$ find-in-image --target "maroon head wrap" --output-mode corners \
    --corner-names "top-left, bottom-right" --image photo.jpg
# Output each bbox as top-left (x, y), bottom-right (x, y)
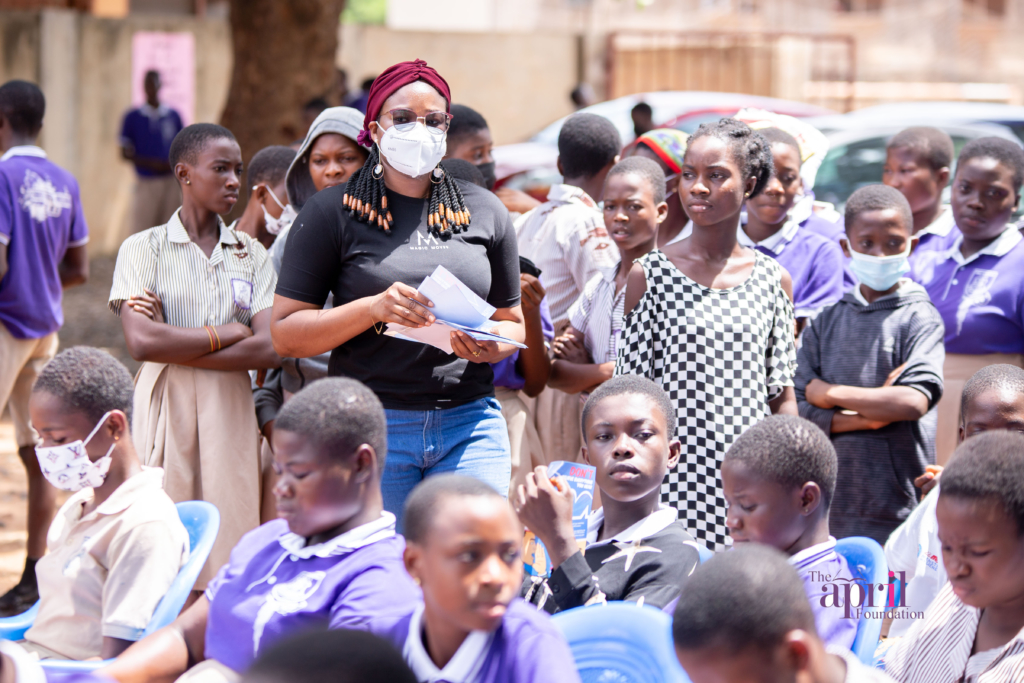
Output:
top-left (356, 59), bottom-right (452, 147)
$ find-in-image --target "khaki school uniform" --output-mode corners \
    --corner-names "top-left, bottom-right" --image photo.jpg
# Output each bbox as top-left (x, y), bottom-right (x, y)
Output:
top-left (109, 209), bottom-right (277, 588)
top-left (23, 468), bottom-right (188, 660)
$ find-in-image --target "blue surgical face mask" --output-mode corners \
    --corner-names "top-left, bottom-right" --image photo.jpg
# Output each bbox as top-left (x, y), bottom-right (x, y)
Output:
top-left (846, 241), bottom-right (911, 292)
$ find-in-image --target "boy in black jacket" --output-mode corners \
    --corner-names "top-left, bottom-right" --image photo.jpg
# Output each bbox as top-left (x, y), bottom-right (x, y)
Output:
top-left (516, 374), bottom-right (700, 612)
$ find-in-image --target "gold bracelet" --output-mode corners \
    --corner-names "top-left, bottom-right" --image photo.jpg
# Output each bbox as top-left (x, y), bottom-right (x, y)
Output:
top-left (203, 326), bottom-right (215, 353)
top-left (211, 326), bottom-right (222, 351)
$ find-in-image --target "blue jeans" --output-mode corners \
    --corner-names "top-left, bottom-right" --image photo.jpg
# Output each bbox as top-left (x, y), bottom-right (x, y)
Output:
top-left (382, 397), bottom-right (511, 531)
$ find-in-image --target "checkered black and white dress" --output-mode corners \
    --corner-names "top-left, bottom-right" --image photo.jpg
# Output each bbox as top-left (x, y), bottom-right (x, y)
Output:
top-left (616, 249), bottom-right (796, 551)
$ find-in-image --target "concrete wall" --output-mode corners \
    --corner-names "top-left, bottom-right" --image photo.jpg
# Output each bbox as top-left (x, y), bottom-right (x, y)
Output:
top-left (0, 9), bottom-right (231, 254)
top-left (338, 23), bottom-right (578, 146)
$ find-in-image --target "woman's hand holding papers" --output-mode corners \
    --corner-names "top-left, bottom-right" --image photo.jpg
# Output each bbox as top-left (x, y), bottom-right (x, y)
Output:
top-left (368, 282), bottom-right (435, 330)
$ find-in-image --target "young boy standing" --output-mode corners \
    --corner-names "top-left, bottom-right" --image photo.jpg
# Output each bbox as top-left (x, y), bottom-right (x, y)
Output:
top-left (722, 414), bottom-right (857, 650)
top-left (516, 375), bottom-right (700, 612)
top-left (548, 157), bottom-right (667, 395)
top-left (515, 113), bottom-right (621, 463)
top-left (0, 80), bottom-right (89, 614)
top-left (881, 127), bottom-right (957, 285)
top-left (795, 184), bottom-right (945, 544)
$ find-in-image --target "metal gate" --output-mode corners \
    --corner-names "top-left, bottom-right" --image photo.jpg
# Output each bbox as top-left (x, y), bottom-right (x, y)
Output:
top-left (606, 30), bottom-right (856, 112)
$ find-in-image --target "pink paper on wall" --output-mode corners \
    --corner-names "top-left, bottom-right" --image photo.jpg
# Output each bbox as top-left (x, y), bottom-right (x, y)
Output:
top-left (131, 31), bottom-right (195, 125)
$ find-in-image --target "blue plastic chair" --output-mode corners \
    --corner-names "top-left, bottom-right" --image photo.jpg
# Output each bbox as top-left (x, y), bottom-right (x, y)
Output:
top-left (553, 602), bottom-right (691, 683)
top-left (0, 501), bottom-right (220, 674)
top-left (834, 536), bottom-right (888, 666)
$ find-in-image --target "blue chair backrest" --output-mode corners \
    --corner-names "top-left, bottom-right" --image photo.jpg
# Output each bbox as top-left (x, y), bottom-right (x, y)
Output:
top-left (552, 602), bottom-right (691, 683)
top-left (27, 501), bottom-right (220, 675)
top-left (834, 536), bottom-right (888, 666)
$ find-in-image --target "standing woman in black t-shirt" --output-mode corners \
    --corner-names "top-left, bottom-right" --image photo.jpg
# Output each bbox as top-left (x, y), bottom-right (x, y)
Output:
top-left (271, 60), bottom-right (524, 527)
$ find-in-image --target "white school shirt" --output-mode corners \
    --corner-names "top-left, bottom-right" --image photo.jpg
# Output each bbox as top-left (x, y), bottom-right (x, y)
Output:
top-left (884, 485), bottom-right (945, 638)
top-left (404, 603), bottom-right (495, 683)
top-left (514, 185), bottom-right (619, 324)
top-left (567, 265), bottom-right (625, 365)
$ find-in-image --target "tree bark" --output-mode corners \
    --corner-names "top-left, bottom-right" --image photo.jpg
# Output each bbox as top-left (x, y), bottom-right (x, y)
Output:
top-left (221, 0), bottom-right (346, 162)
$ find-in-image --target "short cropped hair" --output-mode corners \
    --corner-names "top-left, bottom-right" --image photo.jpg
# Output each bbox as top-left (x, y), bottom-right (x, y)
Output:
top-left (606, 156), bottom-right (666, 204)
top-left (168, 123), bottom-right (236, 169)
top-left (942, 430), bottom-right (1024, 535)
top-left (440, 158), bottom-right (487, 188)
top-left (32, 347), bottom-right (134, 424)
top-left (632, 102), bottom-right (653, 118)
top-left (687, 118), bottom-right (773, 198)
top-left (403, 474), bottom-right (504, 545)
top-left (581, 374), bottom-right (677, 441)
top-left (961, 364), bottom-right (1024, 425)
top-left (447, 104), bottom-right (489, 145)
top-left (0, 80), bottom-right (45, 137)
top-left (244, 628), bottom-right (416, 683)
top-left (673, 544), bottom-right (815, 652)
top-left (558, 113), bottom-right (622, 179)
top-left (888, 127), bottom-right (955, 172)
top-left (844, 183), bottom-right (913, 233)
top-left (957, 136), bottom-right (1024, 198)
top-left (275, 378), bottom-right (387, 467)
top-left (724, 415), bottom-right (838, 509)
top-left (759, 127), bottom-right (802, 160)
top-left (247, 145), bottom-right (296, 189)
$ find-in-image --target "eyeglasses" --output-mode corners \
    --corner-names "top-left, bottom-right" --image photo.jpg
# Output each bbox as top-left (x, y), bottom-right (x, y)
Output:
top-left (378, 108), bottom-right (452, 134)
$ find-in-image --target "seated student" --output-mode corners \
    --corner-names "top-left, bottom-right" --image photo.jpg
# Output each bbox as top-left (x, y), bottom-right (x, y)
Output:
top-left (796, 184), bottom-right (945, 544)
top-left (721, 414), bottom-right (857, 650)
top-left (881, 127), bottom-right (957, 285)
top-left (885, 431), bottom-right (1024, 682)
top-left (919, 137), bottom-right (1024, 465)
top-left (383, 475), bottom-right (581, 683)
top-left (549, 157), bottom-right (667, 396)
top-left (233, 145), bottom-right (297, 252)
top-left (741, 127), bottom-right (846, 329)
top-left (517, 374), bottom-right (700, 612)
top-left (98, 378), bottom-right (419, 681)
top-left (20, 347), bottom-right (188, 662)
top-left (242, 629), bottom-right (416, 683)
top-left (884, 363), bottom-right (1024, 639)
top-left (673, 545), bottom-right (896, 683)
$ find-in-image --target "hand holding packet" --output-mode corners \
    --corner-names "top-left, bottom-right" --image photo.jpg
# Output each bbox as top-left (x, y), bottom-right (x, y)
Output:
top-left (384, 265), bottom-right (527, 354)
top-left (523, 461), bottom-right (597, 577)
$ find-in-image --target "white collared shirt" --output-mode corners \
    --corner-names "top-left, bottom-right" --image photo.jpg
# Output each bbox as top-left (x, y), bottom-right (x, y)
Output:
top-left (585, 505), bottom-right (679, 547)
top-left (917, 206), bottom-right (956, 238)
top-left (277, 511), bottom-right (396, 559)
top-left (0, 145), bottom-right (47, 162)
top-left (568, 264), bottom-right (625, 365)
top-left (404, 603), bottom-right (495, 683)
top-left (788, 536), bottom-right (839, 571)
top-left (947, 225), bottom-right (1023, 266)
top-left (737, 217), bottom-right (802, 255)
top-left (108, 208), bottom-right (277, 328)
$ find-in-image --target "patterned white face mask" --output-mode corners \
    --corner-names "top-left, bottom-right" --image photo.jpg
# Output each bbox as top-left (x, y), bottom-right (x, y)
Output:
top-left (257, 186), bottom-right (297, 236)
top-left (34, 411), bottom-right (115, 492)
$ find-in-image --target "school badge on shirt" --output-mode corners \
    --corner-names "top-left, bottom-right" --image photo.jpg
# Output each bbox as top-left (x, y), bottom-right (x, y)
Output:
top-left (18, 169), bottom-right (72, 222)
top-left (232, 278), bottom-right (254, 310)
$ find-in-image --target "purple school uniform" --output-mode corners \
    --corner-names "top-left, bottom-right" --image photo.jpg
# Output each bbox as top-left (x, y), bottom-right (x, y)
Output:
top-left (491, 290), bottom-right (554, 390)
top-left (383, 599), bottom-right (582, 683)
top-left (908, 208), bottom-right (961, 285)
top-left (791, 538), bottom-right (858, 651)
top-left (739, 219), bottom-right (846, 319)
top-left (923, 228), bottom-right (1024, 355)
top-left (203, 514), bottom-right (419, 674)
top-left (800, 212), bottom-right (856, 291)
top-left (0, 147), bottom-right (88, 339)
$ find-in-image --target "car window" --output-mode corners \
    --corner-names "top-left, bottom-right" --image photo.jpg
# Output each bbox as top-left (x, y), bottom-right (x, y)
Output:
top-left (815, 134), bottom-right (972, 211)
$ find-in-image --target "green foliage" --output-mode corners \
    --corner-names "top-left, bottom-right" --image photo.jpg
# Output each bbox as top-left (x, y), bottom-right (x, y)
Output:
top-left (342, 0), bottom-right (387, 24)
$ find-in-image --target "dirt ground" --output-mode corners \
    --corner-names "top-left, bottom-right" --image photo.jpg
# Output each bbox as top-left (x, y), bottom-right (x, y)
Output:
top-left (0, 255), bottom-right (127, 594)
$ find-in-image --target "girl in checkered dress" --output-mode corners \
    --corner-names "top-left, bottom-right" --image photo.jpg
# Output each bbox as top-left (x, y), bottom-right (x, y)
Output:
top-left (616, 119), bottom-right (797, 551)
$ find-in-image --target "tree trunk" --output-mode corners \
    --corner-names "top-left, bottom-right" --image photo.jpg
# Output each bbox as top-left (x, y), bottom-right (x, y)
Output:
top-left (221, 0), bottom-right (346, 163)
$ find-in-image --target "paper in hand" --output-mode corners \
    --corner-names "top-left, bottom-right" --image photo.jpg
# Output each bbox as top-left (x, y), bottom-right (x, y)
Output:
top-left (385, 265), bottom-right (527, 353)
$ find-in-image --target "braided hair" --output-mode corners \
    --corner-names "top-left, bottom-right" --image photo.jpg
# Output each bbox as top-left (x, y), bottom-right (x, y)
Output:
top-left (342, 146), bottom-right (471, 239)
top-left (687, 118), bottom-right (774, 198)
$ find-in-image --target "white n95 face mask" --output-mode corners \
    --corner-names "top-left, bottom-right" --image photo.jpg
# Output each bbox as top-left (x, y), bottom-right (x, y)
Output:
top-left (258, 186), bottom-right (298, 236)
top-left (378, 122), bottom-right (447, 178)
top-left (35, 411), bottom-right (115, 492)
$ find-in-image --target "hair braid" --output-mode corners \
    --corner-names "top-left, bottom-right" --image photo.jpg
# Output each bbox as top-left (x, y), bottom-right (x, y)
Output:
top-left (342, 145), bottom-right (471, 239)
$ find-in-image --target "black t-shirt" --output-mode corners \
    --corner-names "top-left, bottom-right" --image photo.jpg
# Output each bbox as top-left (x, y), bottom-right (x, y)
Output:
top-left (276, 180), bottom-right (520, 410)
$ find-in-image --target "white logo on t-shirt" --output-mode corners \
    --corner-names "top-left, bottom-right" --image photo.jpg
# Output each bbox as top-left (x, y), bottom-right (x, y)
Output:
top-left (411, 230), bottom-right (449, 251)
top-left (251, 570), bottom-right (326, 655)
top-left (956, 269), bottom-right (999, 335)
top-left (18, 169), bottom-right (72, 222)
